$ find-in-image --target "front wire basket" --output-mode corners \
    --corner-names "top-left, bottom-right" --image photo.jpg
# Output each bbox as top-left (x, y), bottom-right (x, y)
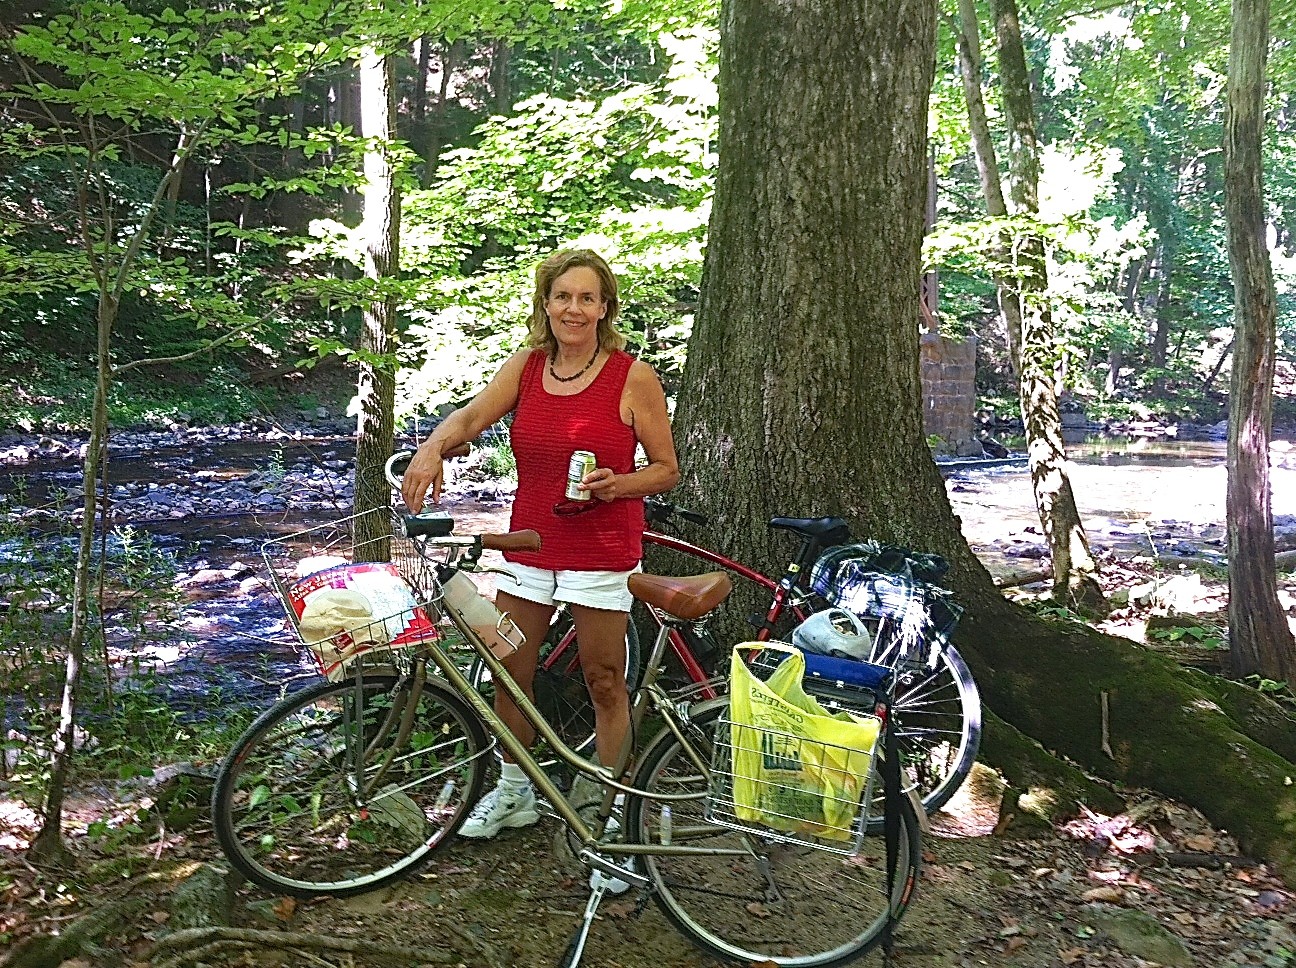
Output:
top-left (259, 507), bottom-right (459, 679)
top-left (704, 713), bottom-right (881, 856)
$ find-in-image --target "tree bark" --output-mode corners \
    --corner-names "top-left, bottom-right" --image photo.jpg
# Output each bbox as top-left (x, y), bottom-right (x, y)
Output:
top-left (675, 0), bottom-right (1296, 880)
top-left (351, 38), bottom-right (399, 560)
top-left (991, 0), bottom-right (1105, 614)
top-left (1224, 0), bottom-right (1296, 687)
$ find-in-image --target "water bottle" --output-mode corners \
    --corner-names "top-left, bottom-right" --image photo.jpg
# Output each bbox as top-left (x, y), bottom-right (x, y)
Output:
top-left (660, 805), bottom-right (673, 846)
top-left (440, 570), bottom-right (523, 658)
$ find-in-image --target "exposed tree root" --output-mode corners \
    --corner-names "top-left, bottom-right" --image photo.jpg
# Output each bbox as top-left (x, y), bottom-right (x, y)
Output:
top-left (149, 925), bottom-right (503, 968)
top-left (1, 896), bottom-right (148, 968)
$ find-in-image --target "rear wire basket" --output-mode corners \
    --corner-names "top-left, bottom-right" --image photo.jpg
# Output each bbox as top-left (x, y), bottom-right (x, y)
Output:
top-left (705, 714), bottom-right (880, 855)
top-left (705, 650), bottom-right (888, 856)
top-left (259, 507), bottom-right (459, 679)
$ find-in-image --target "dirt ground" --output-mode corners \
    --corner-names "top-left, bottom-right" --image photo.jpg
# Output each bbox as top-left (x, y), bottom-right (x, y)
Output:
top-left (3, 457), bottom-right (1296, 967)
top-left (3, 770), bottom-right (1292, 968)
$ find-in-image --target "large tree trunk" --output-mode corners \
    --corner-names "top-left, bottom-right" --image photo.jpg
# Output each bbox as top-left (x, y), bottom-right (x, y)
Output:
top-left (675, 0), bottom-right (1296, 880)
top-left (1224, 0), bottom-right (1296, 687)
top-left (351, 41), bottom-right (399, 559)
top-left (991, 0), bottom-right (1105, 614)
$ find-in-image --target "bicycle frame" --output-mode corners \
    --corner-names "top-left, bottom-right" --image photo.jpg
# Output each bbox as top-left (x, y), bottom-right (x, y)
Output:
top-left (538, 527), bottom-right (815, 701)
top-left (421, 561), bottom-right (745, 864)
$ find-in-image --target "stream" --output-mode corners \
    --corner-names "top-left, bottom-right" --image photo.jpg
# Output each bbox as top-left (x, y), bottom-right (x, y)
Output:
top-left (4, 423), bottom-right (1296, 731)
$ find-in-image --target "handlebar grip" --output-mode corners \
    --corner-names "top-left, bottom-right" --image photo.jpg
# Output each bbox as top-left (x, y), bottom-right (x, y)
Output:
top-left (400, 513), bottom-right (455, 538)
top-left (482, 529), bottom-right (542, 553)
top-left (645, 497), bottom-right (710, 527)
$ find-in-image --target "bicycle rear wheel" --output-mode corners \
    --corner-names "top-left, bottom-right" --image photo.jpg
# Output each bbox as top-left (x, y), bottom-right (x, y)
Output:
top-left (212, 672), bottom-right (488, 898)
top-left (887, 644), bottom-right (981, 815)
top-left (626, 702), bottom-right (920, 967)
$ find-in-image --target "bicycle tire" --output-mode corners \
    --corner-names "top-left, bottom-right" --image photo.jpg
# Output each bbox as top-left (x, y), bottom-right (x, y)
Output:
top-left (212, 673), bottom-right (488, 898)
top-left (884, 643), bottom-right (981, 816)
top-left (467, 609), bottom-right (640, 760)
top-left (625, 701), bottom-right (921, 967)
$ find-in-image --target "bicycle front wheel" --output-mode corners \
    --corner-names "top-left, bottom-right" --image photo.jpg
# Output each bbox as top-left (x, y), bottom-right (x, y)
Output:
top-left (213, 673), bottom-right (488, 898)
top-left (626, 702), bottom-right (920, 967)
top-left (888, 644), bottom-right (981, 815)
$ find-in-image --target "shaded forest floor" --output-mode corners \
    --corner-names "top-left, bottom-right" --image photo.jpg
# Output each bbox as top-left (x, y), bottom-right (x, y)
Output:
top-left (2, 758), bottom-right (1293, 968)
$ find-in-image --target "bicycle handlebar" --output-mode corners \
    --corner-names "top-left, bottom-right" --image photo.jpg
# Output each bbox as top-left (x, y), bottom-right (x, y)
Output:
top-left (384, 444), bottom-right (472, 489)
top-left (398, 513), bottom-right (541, 553)
top-left (645, 497), bottom-right (709, 527)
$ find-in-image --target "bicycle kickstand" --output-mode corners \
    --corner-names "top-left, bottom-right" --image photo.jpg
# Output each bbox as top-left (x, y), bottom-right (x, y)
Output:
top-left (557, 853), bottom-right (648, 968)
top-left (556, 876), bottom-right (610, 968)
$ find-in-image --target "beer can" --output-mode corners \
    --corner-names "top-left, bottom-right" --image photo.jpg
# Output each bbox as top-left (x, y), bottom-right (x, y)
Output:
top-left (566, 450), bottom-right (596, 501)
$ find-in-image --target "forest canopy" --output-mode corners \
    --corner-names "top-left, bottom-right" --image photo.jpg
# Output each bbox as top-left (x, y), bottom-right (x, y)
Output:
top-left (0, 0), bottom-right (1292, 430)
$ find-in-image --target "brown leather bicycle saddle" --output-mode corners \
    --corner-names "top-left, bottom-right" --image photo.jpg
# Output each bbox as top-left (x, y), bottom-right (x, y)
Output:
top-left (628, 572), bottom-right (732, 621)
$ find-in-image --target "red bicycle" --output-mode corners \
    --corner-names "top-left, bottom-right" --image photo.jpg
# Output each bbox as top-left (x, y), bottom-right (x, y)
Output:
top-left (468, 495), bottom-right (982, 817)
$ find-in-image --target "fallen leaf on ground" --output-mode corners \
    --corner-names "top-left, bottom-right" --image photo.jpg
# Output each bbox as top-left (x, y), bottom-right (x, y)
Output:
top-left (272, 896), bottom-right (297, 920)
top-left (601, 900), bottom-right (637, 919)
top-left (1081, 886), bottom-right (1123, 903)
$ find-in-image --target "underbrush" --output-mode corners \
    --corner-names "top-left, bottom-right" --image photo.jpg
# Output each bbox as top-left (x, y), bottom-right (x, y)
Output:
top-left (0, 521), bottom-right (254, 819)
top-left (0, 357), bottom-right (271, 433)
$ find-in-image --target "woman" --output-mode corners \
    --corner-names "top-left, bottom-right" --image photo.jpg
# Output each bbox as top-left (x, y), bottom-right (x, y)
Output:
top-left (401, 248), bottom-right (679, 843)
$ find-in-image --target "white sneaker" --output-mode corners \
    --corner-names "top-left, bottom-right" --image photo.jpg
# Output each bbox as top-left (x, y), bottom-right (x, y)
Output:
top-left (459, 782), bottom-right (540, 839)
top-left (588, 814), bottom-right (635, 895)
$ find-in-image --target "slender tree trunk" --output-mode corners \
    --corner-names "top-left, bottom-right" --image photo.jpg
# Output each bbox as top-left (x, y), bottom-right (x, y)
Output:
top-left (991, 0), bottom-right (1105, 614)
top-left (421, 40), bottom-right (459, 188)
top-left (339, 67), bottom-right (363, 227)
top-left (1150, 259), bottom-right (1173, 395)
top-left (952, 0), bottom-right (1022, 375)
top-left (1224, 0), bottom-right (1296, 687)
top-left (28, 294), bottom-right (112, 865)
top-left (29, 124), bottom-right (200, 861)
top-left (412, 35), bottom-right (432, 124)
top-left (351, 41), bottom-right (399, 559)
top-left (490, 39), bottom-right (511, 115)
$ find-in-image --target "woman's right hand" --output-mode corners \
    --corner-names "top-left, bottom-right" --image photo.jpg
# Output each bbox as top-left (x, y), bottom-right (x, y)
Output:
top-left (401, 444), bottom-right (444, 510)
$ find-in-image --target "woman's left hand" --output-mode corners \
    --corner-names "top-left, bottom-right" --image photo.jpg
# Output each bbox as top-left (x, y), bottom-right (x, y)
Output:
top-left (581, 467), bottom-right (621, 502)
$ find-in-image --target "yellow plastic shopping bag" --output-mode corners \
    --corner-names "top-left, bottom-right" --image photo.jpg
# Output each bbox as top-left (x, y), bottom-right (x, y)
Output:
top-left (728, 644), bottom-right (881, 841)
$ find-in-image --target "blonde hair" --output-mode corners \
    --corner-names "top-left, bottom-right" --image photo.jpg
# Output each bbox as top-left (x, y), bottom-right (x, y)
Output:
top-left (525, 249), bottom-right (625, 356)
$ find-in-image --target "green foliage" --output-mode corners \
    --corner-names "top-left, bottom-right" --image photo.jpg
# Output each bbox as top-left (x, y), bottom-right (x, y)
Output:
top-left (1243, 675), bottom-right (1296, 713)
top-left (1146, 623), bottom-right (1226, 649)
top-left (0, 359), bottom-right (265, 431)
top-left (478, 440), bottom-right (518, 480)
top-left (388, 28), bottom-right (715, 416)
top-left (1021, 599), bottom-right (1087, 624)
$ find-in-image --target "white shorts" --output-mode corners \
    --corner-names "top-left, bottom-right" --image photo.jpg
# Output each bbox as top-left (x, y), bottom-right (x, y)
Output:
top-left (496, 562), bottom-right (640, 612)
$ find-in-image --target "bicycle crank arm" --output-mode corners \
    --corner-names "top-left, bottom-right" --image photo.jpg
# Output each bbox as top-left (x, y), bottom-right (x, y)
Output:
top-left (578, 849), bottom-right (650, 890)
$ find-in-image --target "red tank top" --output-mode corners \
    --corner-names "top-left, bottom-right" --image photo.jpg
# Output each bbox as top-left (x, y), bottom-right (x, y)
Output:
top-left (505, 349), bottom-right (644, 571)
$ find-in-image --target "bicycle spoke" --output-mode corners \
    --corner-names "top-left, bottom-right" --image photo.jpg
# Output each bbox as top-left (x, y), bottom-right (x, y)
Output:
top-left (213, 676), bottom-right (487, 898)
top-left (627, 703), bottom-right (921, 967)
